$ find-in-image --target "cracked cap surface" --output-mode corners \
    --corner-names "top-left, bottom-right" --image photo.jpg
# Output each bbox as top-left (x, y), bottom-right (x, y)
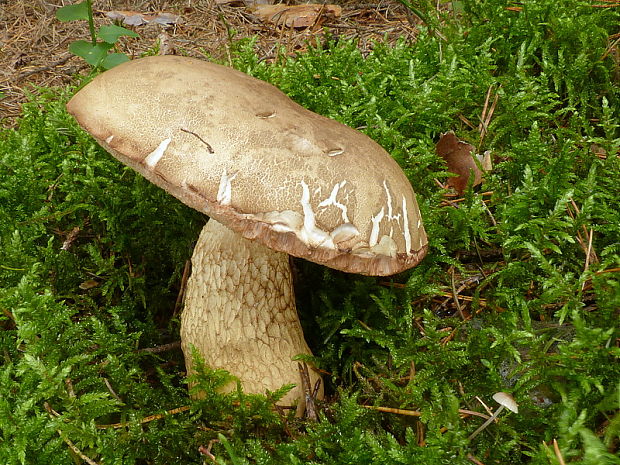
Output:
top-left (67, 55), bottom-right (427, 275)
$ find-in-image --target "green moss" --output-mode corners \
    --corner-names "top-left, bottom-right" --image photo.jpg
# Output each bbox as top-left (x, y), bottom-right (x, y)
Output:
top-left (1, 0), bottom-right (619, 462)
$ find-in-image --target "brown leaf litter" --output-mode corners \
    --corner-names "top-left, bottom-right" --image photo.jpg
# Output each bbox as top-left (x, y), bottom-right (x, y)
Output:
top-left (0, 0), bottom-right (423, 129)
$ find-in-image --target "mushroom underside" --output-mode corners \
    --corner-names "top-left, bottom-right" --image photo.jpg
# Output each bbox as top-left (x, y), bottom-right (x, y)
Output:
top-left (181, 219), bottom-right (323, 406)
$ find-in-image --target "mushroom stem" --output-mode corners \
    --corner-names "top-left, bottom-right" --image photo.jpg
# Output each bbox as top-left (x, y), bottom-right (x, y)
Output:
top-left (181, 219), bottom-right (323, 406)
top-left (468, 405), bottom-right (504, 440)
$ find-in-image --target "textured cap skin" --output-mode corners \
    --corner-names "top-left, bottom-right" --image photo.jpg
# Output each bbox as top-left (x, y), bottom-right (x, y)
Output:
top-left (67, 56), bottom-right (427, 275)
top-left (492, 392), bottom-right (519, 413)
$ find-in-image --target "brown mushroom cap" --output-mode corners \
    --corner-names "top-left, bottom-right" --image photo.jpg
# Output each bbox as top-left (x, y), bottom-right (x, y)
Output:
top-left (67, 56), bottom-right (427, 276)
top-left (492, 391), bottom-right (519, 413)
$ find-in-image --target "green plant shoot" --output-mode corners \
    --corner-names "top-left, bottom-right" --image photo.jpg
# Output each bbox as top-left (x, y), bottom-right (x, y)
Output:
top-left (56, 0), bottom-right (139, 69)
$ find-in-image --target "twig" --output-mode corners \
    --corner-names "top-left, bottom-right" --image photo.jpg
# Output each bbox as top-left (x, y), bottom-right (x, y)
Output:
top-left (342, 3), bottom-right (400, 11)
top-left (44, 402), bottom-right (61, 417)
top-left (582, 227), bottom-right (595, 291)
top-left (362, 404), bottom-right (491, 420)
top-left (137, 341), bottom-right (182, 354)
top-left (478, 86), bottom-right (493, 136)
top-left (567, 200), bottom-right (599, 270)
top-left (173, 260), bottom-right (191, 317)
top-left (65, 378), bottom-right (76, 398)
top-left (439, 191), bottom-right (494, 207)
top-left (553, 438), bottom-right (567, 465)
top-left (180, 128), bottom-right (214, 153)
top-left (16, 54), bottom-right (74, 80)
top-left (596, 267), bottom-right (620, 275)
top-left (312, 378), bottom-right (322, 400)
top-left (458, 113), bottom-right (476, 129)
top-left (459, 408), bottom-right (492, 420)
top-left (437, 273), bottom-right (486, 314)
top-left (475, 396), bottom-right (494, 417)
top-left (199, 439), bottom-right (220, 463)
top-left (601, 35), bottom-right (620, 61)
top-left (440, 326), bottom-right (459, 345)
top-left (103, 378), bottom-right (122, 402)
top-left (450, 266), bottom-right (465, 320)
top-left (438, 293), bottom-right (487, 305)
top-left (362, 405), bottom-right (421, 416)
top-left (416, 420), bottom-right (426, 446)
top-left (467, 453), bottom-right (486, 465)
top-left (271, 401), bottom-right (297, 439)
top-left (298, 362), bottom-right (318, 421)
top-left (214, 3), bottom-right (235, 67)
top-left (478, 85), bottom-right (500, 147)
top-left (44, 402), bottom-right (100, 465)
top-left (61, 226), bottom-right (80, 251)
top-left (322, 22), bottom-right (392, 33)
top-left (485, 91), bottom-right (499, 128)
top-left (96, 405), bottom-right (191, 429)
top-left (60, 435), bottom-right (100, 465)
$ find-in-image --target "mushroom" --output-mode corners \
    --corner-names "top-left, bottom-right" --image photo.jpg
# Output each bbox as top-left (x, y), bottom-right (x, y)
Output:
top-left (66, 56), bottom-right (428, 407)
top-left (468, 392), bottom-right (519, 440)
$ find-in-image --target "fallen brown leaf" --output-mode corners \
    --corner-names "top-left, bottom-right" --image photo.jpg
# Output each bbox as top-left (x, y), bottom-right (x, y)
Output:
top-left (589, 143), bottom-right (607, 159)
top-left (79, 279), bottom-right (100, 290)
top-left (216, 0), bottom-right (274, 5)
top-left (250, 3), bottom-right (341, 28)
top-left (436, 131), bottom-right (492, 195)
top-left (106, 10), bottom-right (182, 26)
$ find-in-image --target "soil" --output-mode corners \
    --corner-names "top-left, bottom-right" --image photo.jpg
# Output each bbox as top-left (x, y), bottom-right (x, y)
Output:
top-left (0, 0), bottom-right (421, 128)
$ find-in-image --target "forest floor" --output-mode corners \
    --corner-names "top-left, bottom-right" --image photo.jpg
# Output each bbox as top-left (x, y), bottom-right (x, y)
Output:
top-left (1, 0), bottom-right (423, 127)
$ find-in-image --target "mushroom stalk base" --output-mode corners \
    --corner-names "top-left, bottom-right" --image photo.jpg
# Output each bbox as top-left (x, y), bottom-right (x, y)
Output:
top-left (181, 219), bottom-right (322, 407)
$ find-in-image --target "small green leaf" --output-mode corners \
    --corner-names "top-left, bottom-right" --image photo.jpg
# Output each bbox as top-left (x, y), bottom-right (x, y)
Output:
top-left (98, 25), bottom-right (139, 44)
top-left (68, 40), bottom-right (112, 67)
top-left (548, 243), bottom-right (562, 254)
top-left (101, 53), bottom-right (131, 69)
top-left (56, 1), bottom-right (90, 21)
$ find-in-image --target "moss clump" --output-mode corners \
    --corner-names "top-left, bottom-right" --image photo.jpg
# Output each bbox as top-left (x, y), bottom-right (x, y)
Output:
top-left (1, 1), bottom-right (619, 463)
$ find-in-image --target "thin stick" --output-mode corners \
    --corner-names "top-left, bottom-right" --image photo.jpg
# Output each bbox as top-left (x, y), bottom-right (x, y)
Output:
top-left (199, 439), bottom-right (220, 463)
top-left (137, 341), bottom-right (182, 354)
top-left (475, 396), bottom-right (493, 417)
top-left (438, 293), bottom-right (488, 305)
top-left (362, 405), bottom-right (491, 420)
top-left (568, 200), bottom-right (599, 273)
top-left (298, 362), bottom-right (318, 421)
top-left (582, 227), bottom-right (595, 291)
top-left (103, 378), bottom-right (122, 402)
top-left (460, 409), bottom-right (492, 420)
top-left (478, 86), bottom-right (493, 134)
top-left (467, 453), bottom-right (486, 465)
top-left (97, 405), bottom-right (191, 429)
top-left (441, 327), bottom-right (460, 345)
top-left (173, 260), bottom-right (191, 317)
top-left (478, 86), bottom-right (500, 147)
top-left (553, 439), bottom-right (567, 465)
top-left (458, 113), bottom-right (476, 129)
top-left (61, 435), bottom-right (100, 465)
top-left (44, 402), bottom-right (100, 465)
top-left (16, 54), bottom-right (73, 80)
top-left (416, 420), bottom-right (426, 446)
top-left (451, 266), bottom-right (466, 320)
top-left (180, 128), bottom-right (214, 153)
top-left (601, 35), bottom-right (620, 61)
top-left (596, 267), bottom-right (620, 275)
top-left (362, 405), bottom-right (421, 416)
